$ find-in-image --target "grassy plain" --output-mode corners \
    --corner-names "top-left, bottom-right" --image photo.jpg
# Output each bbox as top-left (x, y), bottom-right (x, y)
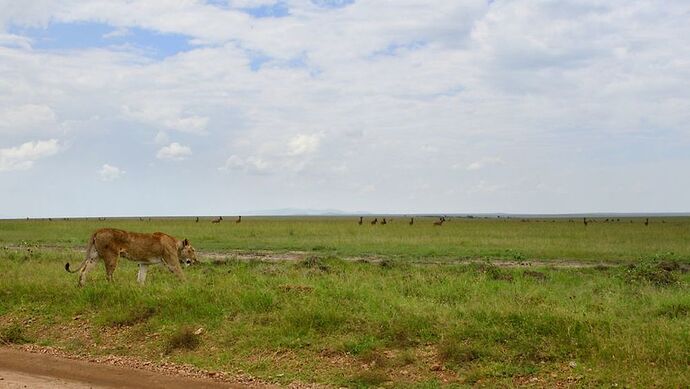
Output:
top-left (1, 217), bottom-right (689, 387)
top-left (1, 216), bottom-right (689, 261)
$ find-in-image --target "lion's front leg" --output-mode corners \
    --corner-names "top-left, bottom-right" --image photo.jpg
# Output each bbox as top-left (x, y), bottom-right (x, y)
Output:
top-left (162, 255), bottom-right (186, 282)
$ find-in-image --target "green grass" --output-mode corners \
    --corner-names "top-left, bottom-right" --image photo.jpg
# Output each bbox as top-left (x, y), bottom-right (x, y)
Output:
top-left (1, 216), bottom-right (690, 261)
top-left (1, 247), bottom-right (689, 387)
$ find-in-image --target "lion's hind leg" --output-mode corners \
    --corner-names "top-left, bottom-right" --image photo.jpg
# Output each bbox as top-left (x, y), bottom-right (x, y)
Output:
top-left (78, 257), bottom-right (99, 287)
top-left (102, 251), bottom-right (119, 283)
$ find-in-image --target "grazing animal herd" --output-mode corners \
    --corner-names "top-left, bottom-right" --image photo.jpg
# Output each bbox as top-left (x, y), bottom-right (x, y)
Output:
top-left (358, 216), bottom-right (445, 226)
top-left (61, 214), bottom-right (661, 287)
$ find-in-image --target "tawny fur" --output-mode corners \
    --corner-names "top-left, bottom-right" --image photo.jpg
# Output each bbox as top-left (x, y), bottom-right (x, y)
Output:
top-left (65, 228), bottom-right (198, 287)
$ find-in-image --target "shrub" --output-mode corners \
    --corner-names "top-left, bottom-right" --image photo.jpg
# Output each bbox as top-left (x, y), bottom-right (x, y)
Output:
top-left (475, 263), bottom-right (514, 282)
top-left (165, 326), bottom-right (201, 353)
top-left (622, 256), bottom-right (680, 287)
top-left (298, 256), bottom-right (330, 272)
top-left (105, 305), bottom-right (157, 327)
top-left (439, 338), bottom-right (483, 364)
top-left (0, 323), bottom-right (29, 345)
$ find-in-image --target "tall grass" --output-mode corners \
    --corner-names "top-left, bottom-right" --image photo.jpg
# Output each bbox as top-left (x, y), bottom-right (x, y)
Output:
top-left (1, 251), bottom-right (688, 387)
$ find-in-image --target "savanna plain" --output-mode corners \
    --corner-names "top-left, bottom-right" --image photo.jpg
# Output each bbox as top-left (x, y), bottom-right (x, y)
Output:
top-left (1, 216), bottom-right (689, 387)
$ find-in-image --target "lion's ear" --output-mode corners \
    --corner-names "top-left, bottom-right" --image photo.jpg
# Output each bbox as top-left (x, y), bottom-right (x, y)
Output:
top-left (183, 238), bottom-right (189, 246)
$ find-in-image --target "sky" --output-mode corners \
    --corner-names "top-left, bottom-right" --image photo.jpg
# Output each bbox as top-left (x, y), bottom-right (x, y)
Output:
top-left (1, 0), bottom-right (689, 217)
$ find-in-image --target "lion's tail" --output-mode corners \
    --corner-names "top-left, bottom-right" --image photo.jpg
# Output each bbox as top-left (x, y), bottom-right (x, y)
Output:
top-left (65, 233), bottom-right (96, 273)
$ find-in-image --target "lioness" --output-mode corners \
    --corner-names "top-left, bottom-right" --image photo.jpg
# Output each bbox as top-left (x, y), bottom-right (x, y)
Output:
top-left (65, 228), bottom-right (198, 286)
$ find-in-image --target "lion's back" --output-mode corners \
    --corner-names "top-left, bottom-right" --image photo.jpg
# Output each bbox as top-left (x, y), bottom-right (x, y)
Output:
top-left (93, 228), bottom-right (176, 258)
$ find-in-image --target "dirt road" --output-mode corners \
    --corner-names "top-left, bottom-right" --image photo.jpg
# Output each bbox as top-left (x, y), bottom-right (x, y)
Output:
top-left (0, 348), bottom-right (241, 388)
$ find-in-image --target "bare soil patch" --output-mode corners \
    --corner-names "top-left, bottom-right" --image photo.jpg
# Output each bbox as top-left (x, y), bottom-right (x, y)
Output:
top-left (0, 346), bottom-right (243, 388)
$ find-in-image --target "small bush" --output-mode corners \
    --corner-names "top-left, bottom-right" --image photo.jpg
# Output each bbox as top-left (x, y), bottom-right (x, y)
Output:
top-left (439, 339), bottom-right (483, 364)
top-left (348, 370), bottom-right (389, 387)
top-left (523, 270), bottom-right (547, 282)
top-left (0, 323), bottom-right (29, 345)
top-left (476, 263), bottom-right (514, 282)
top-left (505, 249), bottom-right (526, 261)
top-left (165, 326), bottom-right (201, 353)
top-left (395, 350), bottom-right (416, 366)
top-left (622, 257), bottom-right (680, 287)
top-left (298, 256), bottom-right (330, 272)
top-left (342, 336), bottom-right (378, 355)
top-left (106, 305), bottom-right (157, 327)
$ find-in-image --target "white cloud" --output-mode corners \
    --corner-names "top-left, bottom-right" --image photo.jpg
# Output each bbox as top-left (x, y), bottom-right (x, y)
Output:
top-left (466, 157), bottom-right (504, 171)
top-left (219, 154), bottom-right (272, 175)
top-left (0, 139), bottom-right (60, 171)
top-left (287, 134), bottom-right (321, 156)
top-left (122, 105), bottom-right (209, 135)
top-left (0, 104), bottom-right (57, 133)
top-left (468, 180), bottom-right (504, 194)
top-left (103, 27), bottom-right (129, 39)
top-left (154, 131), bottom-right (169, 145)
top-left (156, 142), bottom-right (192, 160)
top-left (0, 33), bottom-right (32, 49)
top-left (98, 164), bottom-right (125, 181)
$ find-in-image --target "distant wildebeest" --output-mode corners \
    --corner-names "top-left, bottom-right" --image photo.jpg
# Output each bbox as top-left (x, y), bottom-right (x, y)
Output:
top-left (381, 218), bottom-right (387, 225)
top-left (358, 216), bottom-right (363, 225)
top-left (409, 217), bottom-right (414, 225)
top-left (211, 216), bottom-right (223, 224)
top-left (583, 217), bottom-right (588, 227)
top-left (645, 218), bottom-right (649, 226)
top-left (371, 218), bottom-right (378, 225)
top-left (433, 217), bottom-right (445, 226)
top-left (195, 216), bottom-right (199, 223)
top-left (236, 216), bottom-right (242, 223)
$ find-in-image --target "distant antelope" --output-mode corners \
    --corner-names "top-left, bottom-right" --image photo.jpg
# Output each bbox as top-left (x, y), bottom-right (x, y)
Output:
top-left (211, 216), bottom-right (223, 224)
top-left (433, 217), bottom-right (445, 226)
top-left (381, 218), bottom-right (387, 225)
top-left (236, 216), bottom-right (242, 223)
top-left (371, 218), bottom-right (378, 225)
top-left (645, 218), bottom-right (649, 226)
top-left (409, 217), bottom-right (414, 225)
top-left (195, 216), bottom-right (199, 223)
top-left (358, 217), bottom-right (363, 225)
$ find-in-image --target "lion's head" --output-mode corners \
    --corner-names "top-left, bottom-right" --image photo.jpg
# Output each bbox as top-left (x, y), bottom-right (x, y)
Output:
top-left (178, 238), bottom-right (199, 266)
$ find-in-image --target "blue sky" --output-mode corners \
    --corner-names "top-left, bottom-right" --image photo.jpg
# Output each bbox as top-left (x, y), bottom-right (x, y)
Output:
top-left (9, 22), bottom-right (192, 59)
top-left (1, 0), bottom-right (689, 217)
